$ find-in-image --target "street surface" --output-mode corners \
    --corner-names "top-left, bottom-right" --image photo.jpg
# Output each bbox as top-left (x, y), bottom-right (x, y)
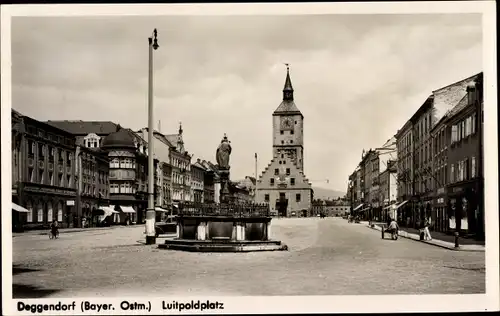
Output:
top-left (12, 217), bottom-right (485, 298)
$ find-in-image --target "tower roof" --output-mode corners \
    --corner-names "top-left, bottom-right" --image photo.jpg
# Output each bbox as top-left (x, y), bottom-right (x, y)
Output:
top-left (273, 65), bottom-right (302, 116)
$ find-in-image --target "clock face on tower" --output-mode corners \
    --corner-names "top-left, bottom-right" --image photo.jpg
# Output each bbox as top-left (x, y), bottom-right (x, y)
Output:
top-left (280, 117), bottom-right (294, 131)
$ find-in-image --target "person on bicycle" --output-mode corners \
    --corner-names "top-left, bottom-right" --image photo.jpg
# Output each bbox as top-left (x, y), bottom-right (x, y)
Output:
top-left (50, 220), bottom-right (59, 237)
top-left (386, 218), bottom-right (399, 235)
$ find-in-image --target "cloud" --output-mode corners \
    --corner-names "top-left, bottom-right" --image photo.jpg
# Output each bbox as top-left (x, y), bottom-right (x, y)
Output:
top-left (11, 13), bottom-right (482, 192)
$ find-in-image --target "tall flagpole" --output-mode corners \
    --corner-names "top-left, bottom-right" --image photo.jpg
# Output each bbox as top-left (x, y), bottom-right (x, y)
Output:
top-left (146, 29), bottom-right (159, 245)
top-left (255, 153), bottom-right (258, 202)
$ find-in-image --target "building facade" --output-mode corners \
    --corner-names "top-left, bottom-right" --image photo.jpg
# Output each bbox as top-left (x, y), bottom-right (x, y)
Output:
top-left (430, 111), bottom-right (451, 233)
top-left (12, 110), bottom-right (77, 230)
top-left (191, 160), bottom-right (205, 203)
top-left (256, 67), bottom-right (313, 217)
top-left (200, 160), bottom-right (218, 204)
top-left (100, 126), bottom-right (149, 225)
top-left (445, 75), bottom-right (484, 238)
top-left (75, 145), bottom-right (110, 227)
top-left (410, 96), bottom-right (435, 228)
top-left (395, 119), bottom-right (414, 226)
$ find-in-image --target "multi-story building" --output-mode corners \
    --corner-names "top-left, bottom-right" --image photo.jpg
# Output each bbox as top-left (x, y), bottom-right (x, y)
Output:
top-left (100, 126), bottom-right (152, 225)
top-left (410, 96), bottom-right (435, 228)
top-left (378, 138), bottom-right (398, 221)
top-left (12, 110), bottom-right (77, 230)
top-left (445, 75), bottom-right (483, 239)
top-left (161, 162), bottom-right (172, 211)
top-left (75, 145), bottom-right (109, 227)
top-left (395, 119), bottom-right (414, 226)
top-left (191, 160), bottom-right (205, 203)
top-left (256, 66), bottom-right (313, 217)
top-left (199, 160), bottom-right (218, 204)
top-left (430, 113), bottom-right (450, 233)
top-left (358, 149), bottom-right (378, 220)
top-left (164, 124), bottom-right (192, 204)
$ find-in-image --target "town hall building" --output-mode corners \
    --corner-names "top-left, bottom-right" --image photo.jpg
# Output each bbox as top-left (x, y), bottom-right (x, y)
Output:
top-left (255, 66), bottom-right (313, 217)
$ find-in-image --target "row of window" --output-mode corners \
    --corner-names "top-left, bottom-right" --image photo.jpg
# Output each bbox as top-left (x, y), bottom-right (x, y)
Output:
top-left (172, 158), bottom-right (189, 171)
top-left (264, 193), bottom-right (302, 202)
top-left (110, 158), bottom-right (136, 169)
top-left (109, 183), bottom-right (136, 194)
top-left (280, 130), bottom-right (295, 135)
top-left (270, 177), bottom-right (296, 186)
top-left (280, 140), bottom-right (294, 145)
top-left (172, 173), bottom-right (191, 185)
top-left (450, 157), bottom-right (477, 183)
top-left (28, 140), bottom-right (73, 163)
top-left (25, 202), bottom-right (64, 223)
top-left (433, 127), bottom-right (447, 154)
top-left (415, 112), bottom-right (433, 141)
top-left (451, 113), bottom-right (477, 143)
top-left (27, 168), bottom-right (73, 188)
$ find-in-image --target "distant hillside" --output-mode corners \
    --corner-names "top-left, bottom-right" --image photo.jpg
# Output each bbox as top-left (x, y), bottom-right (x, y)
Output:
top-left (312, 187), bottom-right (346, 200)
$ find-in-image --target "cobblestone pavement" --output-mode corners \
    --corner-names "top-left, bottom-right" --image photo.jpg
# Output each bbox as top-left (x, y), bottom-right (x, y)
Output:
top-left (12, 217), bottom-right (485, 298)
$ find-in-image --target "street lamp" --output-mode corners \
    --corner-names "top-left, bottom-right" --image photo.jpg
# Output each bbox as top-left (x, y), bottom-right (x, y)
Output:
top-left (146, 29), bottom-right (159, 245)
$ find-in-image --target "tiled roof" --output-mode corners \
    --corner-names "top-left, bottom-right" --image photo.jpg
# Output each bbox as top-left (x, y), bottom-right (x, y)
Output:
top-left (46, 120), bottom-right (119, 135)
top-left (273, 100), bottom-right (301, 114)
top-left (447, 95), bottom-right (469, 117)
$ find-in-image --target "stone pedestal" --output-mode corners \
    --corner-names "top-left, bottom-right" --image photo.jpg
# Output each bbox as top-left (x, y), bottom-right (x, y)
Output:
top-left (265, 223), bottom-right (271, 241)
top-left (236, 222), bottom-right (246, 241)
top-left (231, 222), bottom-right (237, 240)
top-left (197, 222), bottom-right (207, 241)
top-left (219, 168), bottom-right (231, 204)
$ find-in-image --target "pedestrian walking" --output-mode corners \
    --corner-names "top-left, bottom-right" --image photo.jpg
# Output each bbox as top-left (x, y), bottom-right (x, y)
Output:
top-left (423, 218), bottom-right (432, 241)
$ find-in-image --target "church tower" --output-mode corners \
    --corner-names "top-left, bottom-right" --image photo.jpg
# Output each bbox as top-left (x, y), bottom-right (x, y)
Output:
top-left (255, 65), bottom-right (312, 217)
top-left (272, 65), bottom-right (304, 172)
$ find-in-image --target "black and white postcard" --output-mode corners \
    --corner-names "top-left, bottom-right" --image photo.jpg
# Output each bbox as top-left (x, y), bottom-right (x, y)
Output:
top-left (1, 2), bottom-right (498, 314)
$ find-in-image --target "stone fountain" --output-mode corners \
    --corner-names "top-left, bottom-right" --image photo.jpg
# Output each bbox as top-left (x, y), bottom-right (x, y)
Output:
top-left (159, 134), bottom-right (287, 252)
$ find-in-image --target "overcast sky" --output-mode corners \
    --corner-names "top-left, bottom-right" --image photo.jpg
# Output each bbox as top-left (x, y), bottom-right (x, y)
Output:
top-left (11, 14), bottom-right (482, 192)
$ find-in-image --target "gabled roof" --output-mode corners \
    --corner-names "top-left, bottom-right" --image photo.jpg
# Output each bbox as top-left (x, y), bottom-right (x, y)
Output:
top-left (46, 120), bottom-right (119, 135)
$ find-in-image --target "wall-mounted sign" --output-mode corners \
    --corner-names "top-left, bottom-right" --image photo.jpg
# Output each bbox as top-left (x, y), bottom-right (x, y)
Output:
top-left (67, 200), bottom-right (75, 206)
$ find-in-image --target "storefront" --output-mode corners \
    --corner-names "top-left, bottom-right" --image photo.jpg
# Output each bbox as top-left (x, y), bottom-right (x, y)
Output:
top-left (432, 187), bottom-right (448, 233)
top-left (447, 180), bottom-right (481, 236)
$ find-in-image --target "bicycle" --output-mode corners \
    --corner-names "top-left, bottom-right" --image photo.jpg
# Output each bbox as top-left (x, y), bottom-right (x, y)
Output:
top-left (49, 229), bottom-right (59, 239)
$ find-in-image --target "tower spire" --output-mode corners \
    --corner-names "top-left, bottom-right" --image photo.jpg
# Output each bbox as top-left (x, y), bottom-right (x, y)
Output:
top-left (283, 63), bottom-right (294, 101)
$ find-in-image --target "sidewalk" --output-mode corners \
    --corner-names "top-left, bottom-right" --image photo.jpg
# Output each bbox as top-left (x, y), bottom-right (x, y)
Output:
top-left (368, 223), bottom-right (485, 252)
top-left (12, 225), bottom-right (133, 237)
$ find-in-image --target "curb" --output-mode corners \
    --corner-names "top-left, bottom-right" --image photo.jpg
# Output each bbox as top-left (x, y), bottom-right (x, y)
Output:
top-left (368, 225), bottom-right (485, 252)
top-left (13, 225), bottom-right (136, 237)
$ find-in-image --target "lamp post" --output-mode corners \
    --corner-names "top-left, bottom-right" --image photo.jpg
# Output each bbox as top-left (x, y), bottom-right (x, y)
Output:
top-left (146, 29), bottom-right (159, 245)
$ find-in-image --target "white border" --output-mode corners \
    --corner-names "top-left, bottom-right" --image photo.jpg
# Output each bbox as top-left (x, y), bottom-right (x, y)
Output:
top-left (1, 2), bottom-right (498, 314)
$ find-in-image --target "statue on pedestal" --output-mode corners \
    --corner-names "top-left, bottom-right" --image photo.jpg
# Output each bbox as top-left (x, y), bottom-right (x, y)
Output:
top-left (216, 133), bottom-right (232, 170)
top-left (216, 134), bottom-right (232, 204)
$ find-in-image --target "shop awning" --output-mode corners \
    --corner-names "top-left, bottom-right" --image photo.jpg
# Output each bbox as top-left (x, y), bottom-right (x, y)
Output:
top-left (155, 207), bottom-right (168, 212)
top-left (359, 207), bottom-right (370, 212)
top-left (12, 203), bottom-right (30, 213)
top-left (353, 204), bottom-right (364, 211)
top-left (101, 206), bottom-right (118, 218)
top-left (116, 205), bottom-right (136, 213)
